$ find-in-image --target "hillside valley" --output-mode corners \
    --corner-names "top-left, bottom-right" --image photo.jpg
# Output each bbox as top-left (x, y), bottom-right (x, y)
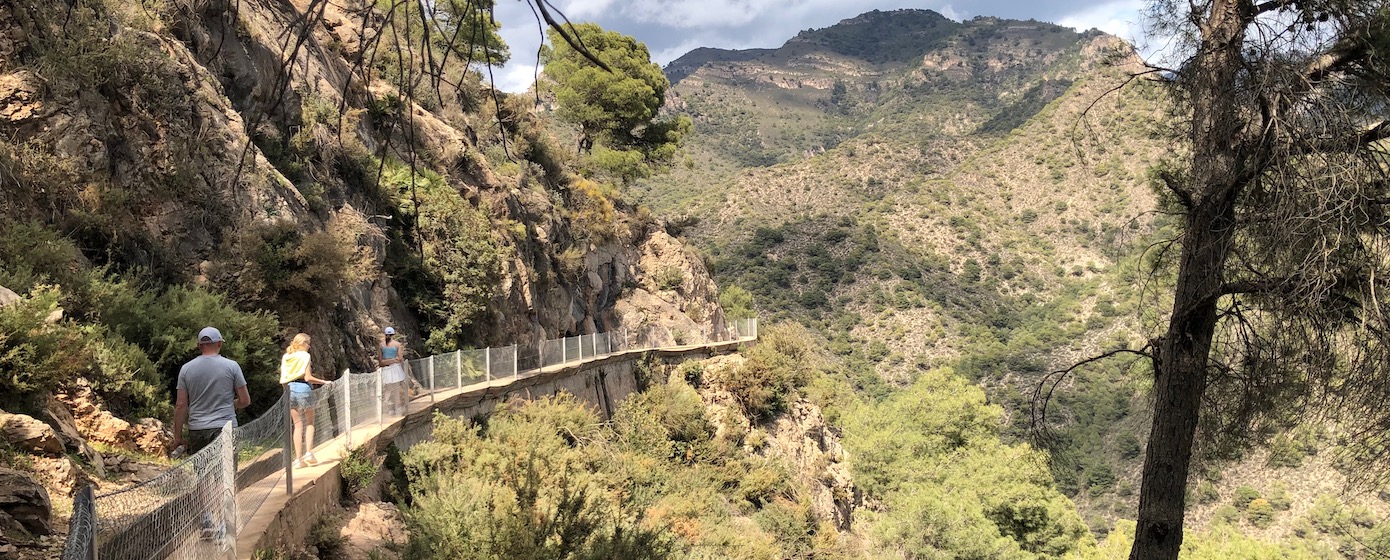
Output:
top-left (0, 1), bottom-right (1388, 559)
top-left (637, 7), bottom-right (1390, 558)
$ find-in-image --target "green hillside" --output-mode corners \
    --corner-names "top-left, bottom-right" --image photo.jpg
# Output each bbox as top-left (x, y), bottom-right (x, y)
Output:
top-left (637, 8), bottom-right (1390, 554)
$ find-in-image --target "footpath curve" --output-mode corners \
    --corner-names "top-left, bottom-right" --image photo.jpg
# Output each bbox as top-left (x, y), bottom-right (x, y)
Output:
top-left (238, 337), bottom-right (755, 557)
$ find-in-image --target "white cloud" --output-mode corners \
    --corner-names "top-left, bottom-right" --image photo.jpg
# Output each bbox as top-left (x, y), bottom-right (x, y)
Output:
top-left (487, 0), bottom-right (1153, 93)
top-left (487, 62), bottom-right (541, 94)
top-left (553, 0), bottom-right (620, 20)
top-left (620, 0), bottom-right (769, 28)
top-left (1056, 0), bottom-right (1145, 43)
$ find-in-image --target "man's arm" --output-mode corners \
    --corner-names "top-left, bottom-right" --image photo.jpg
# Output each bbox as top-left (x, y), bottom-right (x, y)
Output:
top-left (232, 363), bottom-right (250, 409)
top-left (172, 389), bottom-right (188, 449)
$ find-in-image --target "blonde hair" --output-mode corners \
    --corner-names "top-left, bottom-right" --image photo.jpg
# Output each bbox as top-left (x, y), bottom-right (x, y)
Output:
top-left (286, 333), bottom-right (311, 354)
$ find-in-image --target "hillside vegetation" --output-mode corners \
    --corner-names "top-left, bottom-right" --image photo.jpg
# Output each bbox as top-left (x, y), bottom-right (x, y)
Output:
top-left (639, 7), bottom-right (1390, 556)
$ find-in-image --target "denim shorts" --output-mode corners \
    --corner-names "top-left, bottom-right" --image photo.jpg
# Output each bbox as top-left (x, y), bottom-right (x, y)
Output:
top-left (289, 382), bottom-right (315, 409)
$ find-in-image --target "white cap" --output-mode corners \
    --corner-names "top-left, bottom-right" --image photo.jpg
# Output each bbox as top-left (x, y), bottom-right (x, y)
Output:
top-left (384, 327), bottom-right (396, 335)
top-left (197, 326), bottom-right (223, 344)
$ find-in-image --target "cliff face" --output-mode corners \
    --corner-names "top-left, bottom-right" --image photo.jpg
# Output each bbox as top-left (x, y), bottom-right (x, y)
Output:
top-left (0, 0), bottom-right (722, 372)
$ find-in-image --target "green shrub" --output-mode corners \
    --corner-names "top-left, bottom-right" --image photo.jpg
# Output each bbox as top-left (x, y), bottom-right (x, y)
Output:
top-left (309, 515), bottom-right (345, 558)
top-left (402, 398), bottom-right (673, 560)
top-left (341, 446), bottom-right (380, 494)
top-left (1246, 498), bottom-right (1275, 528)
top-left (1267, 481), bottom-right (1292, 511)
top-left (380, 160), bottom-right (500, 353)
top-left (717, 324), bottom-right (816, 422)
top-left (613, 383), bottom-right (713, 463)
top-left (1267, 432), bottom-right (1315, 468)
top-left (753, 498), bottom-right (814, 557)
top-left (719, 285), bottom-right (756, 320)
top-left (1212, 505), bottom-right (1241, 525)
top-left (1232, 486), bottom-right (1261, 510)
top-left (673, 361), bottom-right (704, 387)
top-left (214, 221), bottom-right (349, 312)
top-left (1194, 481), bottom-right (1220, 505)
top-left (654, 266), bottom-right (686, 291)
top-left (0, 277), bottom-right (179, 418)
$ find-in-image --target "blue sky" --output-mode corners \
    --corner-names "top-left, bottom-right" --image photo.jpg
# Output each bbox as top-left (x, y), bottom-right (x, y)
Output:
top-left (487, 0), bottom-right (1151, 92)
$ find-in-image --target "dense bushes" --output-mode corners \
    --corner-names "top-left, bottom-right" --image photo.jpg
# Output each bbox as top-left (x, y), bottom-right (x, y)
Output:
top-left (844, 367), bottom-right (1093, 558)
top-left (714, 323), bottom-right (818, 422)
top-left (401, 388), bottom-right (853, 560)
top-left (0, 222), bottom-right (281, 418)
top-left (380, 160), bottom-right (501, 352)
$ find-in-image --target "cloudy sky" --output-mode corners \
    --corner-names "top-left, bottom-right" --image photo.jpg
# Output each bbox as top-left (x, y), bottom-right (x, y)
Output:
top-left (486, 0), bottom-right (1152, 92)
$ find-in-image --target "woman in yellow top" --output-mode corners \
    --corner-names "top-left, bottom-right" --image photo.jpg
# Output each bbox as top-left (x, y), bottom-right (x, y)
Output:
top-left (280, 333), bottom-right (330, 468)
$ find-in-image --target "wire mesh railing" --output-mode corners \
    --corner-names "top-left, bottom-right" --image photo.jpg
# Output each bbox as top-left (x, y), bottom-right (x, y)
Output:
top-left (61, 319), bottom-right (755, 559)
top-left (63, 485), bottom-right (96, 560)
top-left (92, 423), bottom-right (235, 560)
top-left (233, 391), bottom-right (287, 531)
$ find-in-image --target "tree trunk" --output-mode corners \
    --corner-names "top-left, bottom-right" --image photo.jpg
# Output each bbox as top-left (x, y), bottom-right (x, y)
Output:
top-left (1129, 198), bottom-right (1235, 559)
top-left (1129, 1), bottom-right (1250, 559)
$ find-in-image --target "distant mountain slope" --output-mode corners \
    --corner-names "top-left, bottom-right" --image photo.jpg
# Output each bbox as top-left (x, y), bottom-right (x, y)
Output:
top-left (637, 9), bottom-right (1173, 530)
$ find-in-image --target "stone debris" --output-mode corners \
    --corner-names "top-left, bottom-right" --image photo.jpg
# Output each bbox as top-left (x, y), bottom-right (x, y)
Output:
top-left (0, 468), bottom-right (51, 537)
top-left (0, 413), bottom-right (63, 457)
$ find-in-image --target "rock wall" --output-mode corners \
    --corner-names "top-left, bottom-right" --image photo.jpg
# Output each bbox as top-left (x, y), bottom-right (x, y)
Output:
top-left (0, 0), bottom-right (725, 373)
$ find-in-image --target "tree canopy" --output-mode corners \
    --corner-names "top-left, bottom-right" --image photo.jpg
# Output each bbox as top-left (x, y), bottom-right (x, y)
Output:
top-left (542, 23), bottom-right (690, 181)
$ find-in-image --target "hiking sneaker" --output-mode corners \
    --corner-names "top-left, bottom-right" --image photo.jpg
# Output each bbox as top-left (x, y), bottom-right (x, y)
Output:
top-left (292, 458), bottom-right (303, 469)
top-left (302, 452), bottom-right (319, 467)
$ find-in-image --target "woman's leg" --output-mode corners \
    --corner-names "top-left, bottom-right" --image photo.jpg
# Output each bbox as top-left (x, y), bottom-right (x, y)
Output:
top-left (303, 406), bottom-right (316, 455)
top-left (289, 407), bottom-right (303, 460)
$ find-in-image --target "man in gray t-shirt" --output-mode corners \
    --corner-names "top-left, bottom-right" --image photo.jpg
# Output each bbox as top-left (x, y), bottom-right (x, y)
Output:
top-left (173, 326), bottom-right (251, 454)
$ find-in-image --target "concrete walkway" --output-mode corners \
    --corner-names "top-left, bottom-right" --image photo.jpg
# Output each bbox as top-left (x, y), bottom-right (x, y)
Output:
top-left (233, 339), bottom-right (750, 559)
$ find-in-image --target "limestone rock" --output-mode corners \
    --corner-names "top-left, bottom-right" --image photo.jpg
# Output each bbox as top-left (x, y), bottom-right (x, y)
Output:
top-left (55, 380), bottom-right (168, 455)
top-left (42, 398), bottom-right (104, 478)
top-left (30, 456), bottom-right (92, 498)
top-left (340, 502), bottom-right (406, 560)
top-left (0, 468), bottom-right (50, 536)
top-left (0, 285), bottom-right (17, 308)
top-left (764, 400), bottom-right (857, 531)
top-left (0, 71), bottom-right (45, 123)
top-left (0, 414), bottom-right (62, 457)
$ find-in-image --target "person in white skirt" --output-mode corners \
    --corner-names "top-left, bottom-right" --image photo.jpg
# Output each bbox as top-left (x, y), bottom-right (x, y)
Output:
top-left (378, 327), bottom-right (408, 415)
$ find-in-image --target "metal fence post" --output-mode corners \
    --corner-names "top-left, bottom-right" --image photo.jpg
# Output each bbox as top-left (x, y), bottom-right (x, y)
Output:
top-left (512, 345), bottom-right (518, 377)
top-left (375, 368), bottom-right (383, 426)
top-left (485, 347), bottom-right (492, 381)
top-left (283, 385), bottom-right (293, 495)
top-left (428, 356), bottom-right (436, 403)
top-left (81, 485), bottom-right (96, 560)
top-left (455, 350), bottom-right (463, 387)
top-left (562, 338), bottom-right (568, 364)
top-left (222, 422), bottom-right (237, 550)
top-left (342, 369), bottom-right (352, 448)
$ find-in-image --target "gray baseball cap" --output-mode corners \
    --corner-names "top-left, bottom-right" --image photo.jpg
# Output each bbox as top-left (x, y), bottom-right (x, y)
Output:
top-left (197, 326), bottom-right (223, 344)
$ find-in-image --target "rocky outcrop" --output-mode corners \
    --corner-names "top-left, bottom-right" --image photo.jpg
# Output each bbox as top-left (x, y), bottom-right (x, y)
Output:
top-left (28, 457), bottom-right (92, 499)
top-left (41, 398), bottom-right (104, 479)
top-left (338, 502), bottom-right (407, 560)
top-left (1, 0), bottom-right (725, 372)
top-left (54, 380), bottom-right (168, 456)
top-left (692, 354), bottom-right (858, 532)
top-left (763, 400), bottom-right (857, 531)
top-left (0, 413), bottom-right (62, 457)
top-left (0, 285), bottom-right (18, 308)
top-left (0, 468), bottom-right (50, 537)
